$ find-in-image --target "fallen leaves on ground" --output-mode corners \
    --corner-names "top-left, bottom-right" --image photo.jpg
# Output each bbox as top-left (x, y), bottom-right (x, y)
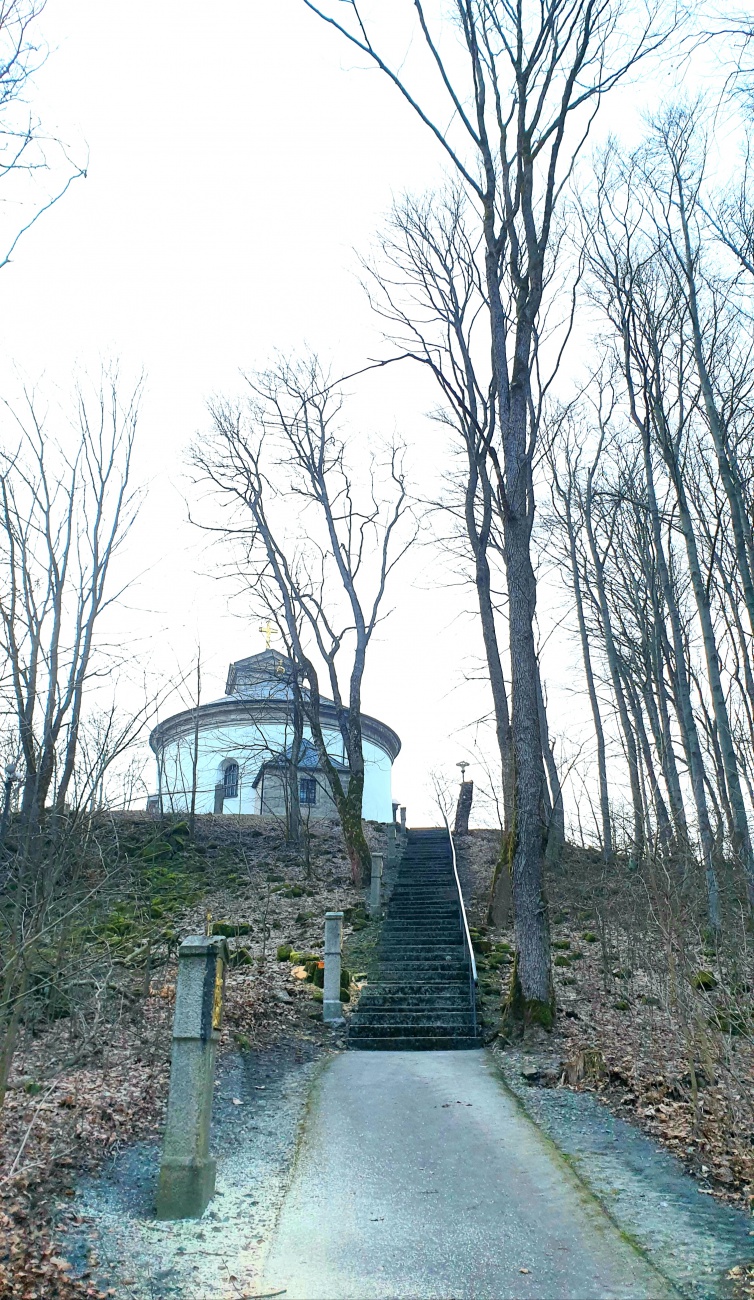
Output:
top-left (0, 814), bottom-right (377, 1295)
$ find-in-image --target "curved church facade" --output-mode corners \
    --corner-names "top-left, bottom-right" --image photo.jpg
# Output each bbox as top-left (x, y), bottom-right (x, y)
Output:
top-left (148, 650), bottom-right (401, 823)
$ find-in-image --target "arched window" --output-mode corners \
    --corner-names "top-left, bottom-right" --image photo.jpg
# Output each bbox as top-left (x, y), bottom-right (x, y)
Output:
top-left (223, 761), bottom-right (239, 800)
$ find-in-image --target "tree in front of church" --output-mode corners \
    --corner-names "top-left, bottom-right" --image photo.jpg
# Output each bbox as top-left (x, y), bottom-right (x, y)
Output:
top-left (300, 0), bottom-right (676, 1027)
top-left (196, 355), bottom-right (414, 885)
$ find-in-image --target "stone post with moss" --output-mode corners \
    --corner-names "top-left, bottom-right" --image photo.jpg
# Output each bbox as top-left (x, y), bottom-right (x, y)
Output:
top-left (369, 852), bottom-right (384, 918)
top-left (323, 911), bottom-right (345, 1024)
top-left (156, 934), bottom-right (228, 1220)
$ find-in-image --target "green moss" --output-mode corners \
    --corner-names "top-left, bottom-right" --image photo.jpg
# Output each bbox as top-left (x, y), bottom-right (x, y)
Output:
top-left (614, 1000), bottom-right (630, 1011)
top-left (582, 931), bottom-right (598, 942)
top-left (525, 999), bottom-right (555, 1029)
top-left (711, 1011), bottom-right (748, 1036)
top-left (229, 947), bottom-right (253, 967)
top-left (211, 921), bottom-right (253, 938)
top-left (137, 840), bottom-right (173, 862)
top-left (691, 969), bottom-right (717, 991)
top-left (554, 955), bottom-right (571, 967)
top-left (552, 940), bottom-right (571, 951)
top-left (277, 944), bottom-right (293, 961)
top-left (501, 951), bottom-right (555, 1032)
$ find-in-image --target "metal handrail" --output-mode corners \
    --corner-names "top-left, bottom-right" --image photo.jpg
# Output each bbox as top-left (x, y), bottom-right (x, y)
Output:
top-left (441, 814), bottom-right (478, 1039)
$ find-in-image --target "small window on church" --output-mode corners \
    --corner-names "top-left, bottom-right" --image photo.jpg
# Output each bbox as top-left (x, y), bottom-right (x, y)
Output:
top-left (223, 761), bottom-right (239, 799)
top-left (300, 777), bottom-right (317, 805)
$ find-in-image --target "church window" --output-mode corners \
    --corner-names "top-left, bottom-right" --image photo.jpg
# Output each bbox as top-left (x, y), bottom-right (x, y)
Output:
top-left (300, 777), bottom-right (317, 805)
top-left (223, 761), bottom-right (239, 799)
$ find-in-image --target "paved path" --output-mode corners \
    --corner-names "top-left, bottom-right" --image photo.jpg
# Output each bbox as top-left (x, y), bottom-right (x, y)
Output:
top-left (261, 1050), bottom-right (675, 1300)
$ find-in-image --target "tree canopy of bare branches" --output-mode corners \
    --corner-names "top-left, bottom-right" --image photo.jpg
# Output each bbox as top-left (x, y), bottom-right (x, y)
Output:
top-left (0, 0), bottom-right (85, 272)
top-left (194, 356), bottom-right (414, 884)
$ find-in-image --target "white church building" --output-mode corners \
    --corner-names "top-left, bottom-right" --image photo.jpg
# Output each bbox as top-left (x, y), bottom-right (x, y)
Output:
top-left (148, 649), bottom-right (401, 823)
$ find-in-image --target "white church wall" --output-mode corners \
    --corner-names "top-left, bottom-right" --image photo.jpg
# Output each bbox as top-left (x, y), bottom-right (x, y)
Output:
top-left (156, 719), bottom-right (394, 822)
top-left (361, 737), bottom-right (393, 822)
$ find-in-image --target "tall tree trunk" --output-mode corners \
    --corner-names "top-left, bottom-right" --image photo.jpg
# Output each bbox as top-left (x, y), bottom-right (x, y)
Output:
top-left (625, 671), bottom-right (673, 849)
top-left (189, 655), bottom-right (201, 838)
top-left (584, 483), bottom-right (645, 858)
top-left (641, 426), bottom-right (719, 923)
top-left (662, 459), bottom-right (754, 904)
top-left (286, 696), bottom-right (303, 847)
top-left (536, 662), bottom-right (564, 868)
top-left (503, 508), bottom-right (553, 1022)
top-left (562, 496), bottom-right (613, 861)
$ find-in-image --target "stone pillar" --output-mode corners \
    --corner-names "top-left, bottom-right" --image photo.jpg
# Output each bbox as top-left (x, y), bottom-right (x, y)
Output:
top-left (323, 911), bottom-right (345, 1024)
top-left (369, 852), bottom-right (384, 918)
top-left (399, 805), bottom-right (407, 832)
top-left (156, 935), bottom-right (228, 1220)
top-left (386, 822), bottom-right (397, 865)
top-left (454, 780), bottom-right (474, 837)
top-left (392, 801), bottom-right (399, 824)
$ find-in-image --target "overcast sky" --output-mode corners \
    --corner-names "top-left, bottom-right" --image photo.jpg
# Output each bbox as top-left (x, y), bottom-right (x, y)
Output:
top-left (0, 1), bottom-right (738, 825)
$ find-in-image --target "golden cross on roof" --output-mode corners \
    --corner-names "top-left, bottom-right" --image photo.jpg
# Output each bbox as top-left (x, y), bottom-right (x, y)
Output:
top-left (259, 620), bottom-right (278, 650)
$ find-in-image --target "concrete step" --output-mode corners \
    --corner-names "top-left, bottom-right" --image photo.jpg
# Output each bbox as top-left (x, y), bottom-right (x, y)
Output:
top-left (374, 956), bottom-right (467, 967)
top-left (357, 997), bottom-right (472, 1013)
top-left (387, 911), bottom-right (458, 919)
top-left (348, 1036), bottom-right (481, 1051)
top-left (382, 917), bottom-right (460, 926)
top-left (357, 985), bottom-right (472, 1001)
top-left (380, 944), bottom-right (464, 954)
top-left (350, 1015), bottom-right (476, 1032)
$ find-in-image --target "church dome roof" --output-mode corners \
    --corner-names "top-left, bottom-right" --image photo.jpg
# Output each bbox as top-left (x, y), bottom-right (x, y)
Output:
top-left (149, 649), bottom-right (401, 762)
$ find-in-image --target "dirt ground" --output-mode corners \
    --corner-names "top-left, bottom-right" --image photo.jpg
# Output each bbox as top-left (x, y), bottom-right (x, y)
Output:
top-left (3, 817), bottom-right (754, 1297)
top-left (0, 814), bottom-right (383, 1298)
top-left (457, 831), bottom-right (754, 1224)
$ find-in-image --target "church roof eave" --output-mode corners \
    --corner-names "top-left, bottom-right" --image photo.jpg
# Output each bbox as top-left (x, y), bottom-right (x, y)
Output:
top-left (149, 695), bottom-right (401, 764)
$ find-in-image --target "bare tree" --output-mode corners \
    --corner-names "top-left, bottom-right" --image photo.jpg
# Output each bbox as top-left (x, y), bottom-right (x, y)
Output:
top-left (366, 190), bottom-right (515, 842)
top-left (194, 356), bottom-right (413, 884)
top-left (301, 0), bottom-right (675, 1024)
top-left (0, 0), bottom-right (85, 272)
top-left (0, 370), bottom-right (141, 1106)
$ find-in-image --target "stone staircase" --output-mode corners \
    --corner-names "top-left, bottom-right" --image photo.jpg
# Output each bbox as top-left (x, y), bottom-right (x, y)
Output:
top-left (348, 827), bottom-right (481, 1051)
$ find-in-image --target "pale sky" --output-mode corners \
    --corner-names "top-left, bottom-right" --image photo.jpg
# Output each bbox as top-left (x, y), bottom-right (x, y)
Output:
top-left (0, 1), bottom-right (735, 826)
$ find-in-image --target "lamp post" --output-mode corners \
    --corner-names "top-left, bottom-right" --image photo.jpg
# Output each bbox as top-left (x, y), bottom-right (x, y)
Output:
top-left (454, 761), bottom-right (473, 837)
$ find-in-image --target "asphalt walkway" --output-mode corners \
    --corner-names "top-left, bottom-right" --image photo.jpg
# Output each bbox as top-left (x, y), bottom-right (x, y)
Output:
top-left (261, 1049), bottom-right (675, 1300)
